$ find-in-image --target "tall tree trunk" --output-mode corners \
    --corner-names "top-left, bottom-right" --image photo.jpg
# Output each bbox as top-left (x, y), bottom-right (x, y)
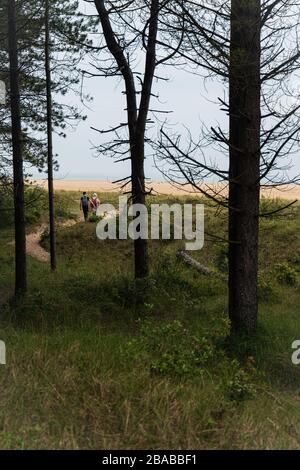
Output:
top-left (131, 140), bottom-right (148, 278)
top-left (7, 0), bottom-right (27, 295)
top-left (45, 0), bottom-right (57, 271)
top-left (228, 0), bottom-right (261, 332)
top-left (130, 0), bottom-right (158, 278)
top-left (94, 0), bottom-right (159, 279)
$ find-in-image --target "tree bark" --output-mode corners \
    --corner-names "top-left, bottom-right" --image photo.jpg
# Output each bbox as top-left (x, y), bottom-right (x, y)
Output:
top-left (7, 0), bottom-right (27, 295)
top-left (131, 140), bottom-right (148, 277)
top-left (45, 0), bottom-right (57, 271)
top-left (177, 251), bottom-right (227, 280)
top-left (94, 0), bottom-right (159, 279)
top-left (131, 0), bottom-right (158, 278)
top-left (228, 0), bottom-right (261, 332)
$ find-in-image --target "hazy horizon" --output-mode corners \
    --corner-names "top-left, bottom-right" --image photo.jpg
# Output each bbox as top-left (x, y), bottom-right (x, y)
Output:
top-left (31, 0), bottom-right (300, 184)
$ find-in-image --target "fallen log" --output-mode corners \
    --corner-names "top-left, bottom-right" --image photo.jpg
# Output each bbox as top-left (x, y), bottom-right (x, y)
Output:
top-left (177, 251), bottom-right (227, 281)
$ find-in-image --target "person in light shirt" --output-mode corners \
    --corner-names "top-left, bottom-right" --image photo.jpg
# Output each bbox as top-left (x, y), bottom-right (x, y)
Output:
top-left (90, 193), bottom-right (100, 213)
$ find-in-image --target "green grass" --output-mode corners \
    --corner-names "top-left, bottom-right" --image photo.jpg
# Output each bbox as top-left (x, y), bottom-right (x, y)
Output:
top-left (0, 192), bottom-right (300, 449)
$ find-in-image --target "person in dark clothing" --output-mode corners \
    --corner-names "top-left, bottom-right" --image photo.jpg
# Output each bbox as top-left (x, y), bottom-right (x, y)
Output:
top-left (80, 192), bottom-right (90, 221)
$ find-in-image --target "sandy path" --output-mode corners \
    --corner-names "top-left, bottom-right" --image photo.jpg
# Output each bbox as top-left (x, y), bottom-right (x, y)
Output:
top-left (26, 213), bottom-right (117, 263)
top-left (26, 224), bottom-right (50, 262)
top-left (32, 179), bottom-right (300, 201)
top-left (26, 220), bottom-right (77, 263)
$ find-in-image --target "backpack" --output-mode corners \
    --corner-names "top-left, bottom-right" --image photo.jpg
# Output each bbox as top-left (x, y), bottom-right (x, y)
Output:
top-left (81, 195), bottom-right (89, 210)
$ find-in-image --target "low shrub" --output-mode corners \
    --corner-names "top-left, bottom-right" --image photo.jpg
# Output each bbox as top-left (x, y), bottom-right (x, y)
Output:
top-left (221, 359), bottom-right (257, 401)
top-left (133, 319), bottom-right (216, 377)
top-left (258, 278), bottom-right (279, 303)
top-left (275, 263), bottom-right (298, 286)
top-left (215, 244), bottom-right (228, 273)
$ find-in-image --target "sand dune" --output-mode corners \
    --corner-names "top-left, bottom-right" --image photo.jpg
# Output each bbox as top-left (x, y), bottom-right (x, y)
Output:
top-left (33, 179), bottom-right (300, 201)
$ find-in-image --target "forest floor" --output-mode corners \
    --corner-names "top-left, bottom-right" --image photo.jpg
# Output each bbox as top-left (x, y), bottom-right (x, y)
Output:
top-left (0, 190), bottom-right (300, 449)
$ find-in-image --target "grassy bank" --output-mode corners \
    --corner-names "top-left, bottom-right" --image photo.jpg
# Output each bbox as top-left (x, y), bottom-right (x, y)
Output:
top-left (0, 191), bottom-right (299, 449)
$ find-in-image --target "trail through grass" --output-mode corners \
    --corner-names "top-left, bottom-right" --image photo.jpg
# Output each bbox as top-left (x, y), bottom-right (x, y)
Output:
top-left (0, 191), bottom-right (300, 449)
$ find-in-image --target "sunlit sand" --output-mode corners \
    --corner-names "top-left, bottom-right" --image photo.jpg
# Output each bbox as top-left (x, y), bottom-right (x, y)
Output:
top-left (33, 179), bottom-right (300, 201)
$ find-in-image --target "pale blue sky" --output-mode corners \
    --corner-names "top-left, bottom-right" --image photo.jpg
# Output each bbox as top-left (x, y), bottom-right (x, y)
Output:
top-left (34, 69), bottom-right (299, 183)
top-left (32, 1), bottom-right (300, 183)
top-left (33, 68), bottom-right (228, 181)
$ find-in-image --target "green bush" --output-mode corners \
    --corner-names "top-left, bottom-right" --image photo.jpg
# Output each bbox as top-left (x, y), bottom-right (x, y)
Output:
top-left (24, 186), bottom-right (48, 225)
top-left (135, 319), bottom-right (216, 377)
top-left (260, 197), bottom-right (294, 219)
top-left (0, 184), bottom-right (48, 227)
top-left (275, 263), bottom-right (298, 286)
top-left (54, 192), bottom-right (77, 220)
top-left (221, 359), bottom-right (257, 402)
top-left (215, 244), bottom-right (228, 273)
top-left (0, 184), bottom-right (14, 228)
top-left (0, 184), bottom-right (77, 228)
top-left (258, 278), bottom-right (279, 303)
top-left (88, 213), bottom-right (102, 223)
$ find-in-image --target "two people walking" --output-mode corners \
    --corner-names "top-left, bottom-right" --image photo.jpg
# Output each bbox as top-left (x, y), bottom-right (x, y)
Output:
top-left (80, 192), bottom-right (100, 221)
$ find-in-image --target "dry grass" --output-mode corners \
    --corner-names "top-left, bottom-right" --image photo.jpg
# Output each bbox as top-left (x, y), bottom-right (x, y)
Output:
top-left (0, 193), bottom-right (300, 449)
